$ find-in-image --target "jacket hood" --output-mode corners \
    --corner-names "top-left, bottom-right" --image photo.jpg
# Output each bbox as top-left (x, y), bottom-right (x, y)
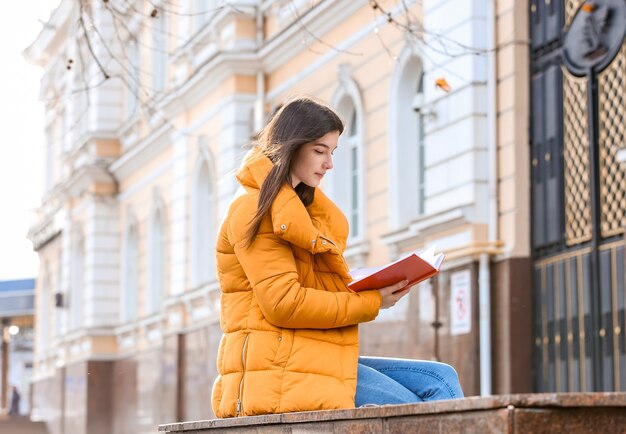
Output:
top-left (235, 147), bottom-right (350, 254)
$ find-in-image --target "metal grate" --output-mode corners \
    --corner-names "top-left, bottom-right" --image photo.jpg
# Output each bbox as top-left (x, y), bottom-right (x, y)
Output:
top-left (563, 69), bottom-right (593, 246)
top-left (598, 45), bottom-right (626, 238)
top-left (565, 0), bottom-right (584, 27)
top-left (534, 241), bottom-right (626, 392)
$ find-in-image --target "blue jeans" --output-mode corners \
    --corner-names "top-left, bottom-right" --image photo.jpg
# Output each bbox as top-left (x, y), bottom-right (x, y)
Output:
top-left (355, 356), bottom-right (464, 406)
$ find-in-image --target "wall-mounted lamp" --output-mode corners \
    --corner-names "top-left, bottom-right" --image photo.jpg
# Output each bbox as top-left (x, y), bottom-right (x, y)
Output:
top-left (412, 92), bottom-right (437, 121)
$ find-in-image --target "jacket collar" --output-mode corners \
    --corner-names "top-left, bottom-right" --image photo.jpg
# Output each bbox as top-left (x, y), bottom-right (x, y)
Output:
top-left (236, 148), bottom-right (349, 254)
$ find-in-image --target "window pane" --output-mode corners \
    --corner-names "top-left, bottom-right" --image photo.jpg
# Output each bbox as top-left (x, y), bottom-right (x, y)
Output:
top-left (125, 41), bottom-right (139, 117)
top-left (349, 110), bottom-right (357, 137)
top-left (351, 145), bottom-right (358, 237)
top-left (193, 160), bottom-right (215, 285)
top-left (71, 235), bottom-right (84, 329)
top-left (150, 211), bottom-right (165, 312)
top-left (418, 94), bottom-right (425, 215)
top-left (56, 262), bottom-right (63, 336)
top-left (193, 0), bottom-right (214, 32)
top-left (123, 227), bottom-right (138, 322)
top-left (153, 16), bottom-right (168, 92)
top-left (157, 214), bottom-right (164, 304)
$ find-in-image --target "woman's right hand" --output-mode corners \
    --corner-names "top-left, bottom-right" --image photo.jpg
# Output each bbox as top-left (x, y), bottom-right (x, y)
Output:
top-left (377, 279), bottom-right (411, 309)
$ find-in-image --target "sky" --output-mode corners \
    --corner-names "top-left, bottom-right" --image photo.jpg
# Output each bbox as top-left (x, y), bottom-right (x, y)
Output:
top-left (0, 1), bottom-right (60, 281)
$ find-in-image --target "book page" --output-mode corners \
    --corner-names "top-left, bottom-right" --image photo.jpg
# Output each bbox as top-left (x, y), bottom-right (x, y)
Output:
top-left (349, 247), bottom-right (444, 286)
top-left (349, 252), bottom-right (409, 283)
top-left (349, 265), bottom-right (385, 282)
top-left (416, 246), bottom-right (445, 270)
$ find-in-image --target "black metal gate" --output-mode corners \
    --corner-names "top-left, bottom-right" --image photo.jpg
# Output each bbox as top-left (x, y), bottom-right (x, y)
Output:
top-left (530, 0), bottom-right (626, 392)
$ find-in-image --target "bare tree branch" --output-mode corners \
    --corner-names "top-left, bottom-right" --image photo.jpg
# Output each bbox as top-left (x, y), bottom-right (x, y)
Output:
top-left (288, 0), bottom-right (363, 57)
top-left (44, 0), bottom-right (519, 143)
top-left (79, 0), bottom-right (110, 80)
top-left (74, 27), bottom-right (92, 106)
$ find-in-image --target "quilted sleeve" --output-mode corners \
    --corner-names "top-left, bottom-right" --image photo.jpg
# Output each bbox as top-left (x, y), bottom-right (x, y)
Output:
top-left (232, 231), bottom-right (381, 329)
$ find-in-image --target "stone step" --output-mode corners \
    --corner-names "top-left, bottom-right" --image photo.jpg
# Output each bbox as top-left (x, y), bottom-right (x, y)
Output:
top-left (158, 392), bottom-right (626, 434)
top-left (0, 416), bottom-right (49, 434)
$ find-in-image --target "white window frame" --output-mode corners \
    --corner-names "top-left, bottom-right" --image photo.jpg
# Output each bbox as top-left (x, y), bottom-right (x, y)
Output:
top-left (121, 209), bottom-right (139, 322)
top-left (344, 109), bottom-right (361, 239)
top-left (388, 46), bottom-right (426, 230)
top-left (39, 265), bottom-right (51, 353)
top-left (152, 10), bottom-right (168, 93)
top-left (69, 226), bottom-right (85, 329)
top-left (329, 71), bottom-right (366, 244)
top-left (55, 260), bottom-right (63, 338)
top-left (191, 0), bottom-right (215, 35)
top-left (147, 192), bottom-right (167, 314)
top-left (190, 142), bottom-right (217, 287)
top-left (125, 39), bottom-right (140, 119)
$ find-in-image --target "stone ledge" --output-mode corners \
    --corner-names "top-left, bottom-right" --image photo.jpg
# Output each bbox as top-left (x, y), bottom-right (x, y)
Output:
top-left (158, 393), bottom-right (626, 433)
top-left (0, 416), bottom-right (48, 434)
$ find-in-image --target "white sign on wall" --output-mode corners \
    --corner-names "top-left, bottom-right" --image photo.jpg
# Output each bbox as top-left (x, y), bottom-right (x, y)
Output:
top-left (450, 270), bottom-right (472, 336)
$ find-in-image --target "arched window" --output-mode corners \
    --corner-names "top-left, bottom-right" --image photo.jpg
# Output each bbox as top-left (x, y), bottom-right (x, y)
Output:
top-left (330, 69), bottom-right (365, 242)
top-left (191, 145), bottom-right (217, 286)
top-left (147, 194), bottom-right (166, 313)
top-left (121, 210), bottom-right (138, 322)
top-left (70, 226), bottom-right (85, 329)
top-left (389, 47), bottom-right (426, 229)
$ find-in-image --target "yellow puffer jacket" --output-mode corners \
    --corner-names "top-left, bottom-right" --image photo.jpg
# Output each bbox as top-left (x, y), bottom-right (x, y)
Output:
top-left (211, 149), bottom-right (382, 417)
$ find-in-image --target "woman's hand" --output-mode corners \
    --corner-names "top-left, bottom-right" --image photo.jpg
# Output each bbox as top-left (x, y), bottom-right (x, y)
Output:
top-left (377, 279), bottom-right (411, 309)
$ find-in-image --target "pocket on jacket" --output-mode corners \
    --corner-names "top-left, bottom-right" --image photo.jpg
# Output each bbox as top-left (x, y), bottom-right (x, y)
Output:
top-left (241, 330), bottom-right (290, 370)
top-left (272, 329), bottom-right (293, 368)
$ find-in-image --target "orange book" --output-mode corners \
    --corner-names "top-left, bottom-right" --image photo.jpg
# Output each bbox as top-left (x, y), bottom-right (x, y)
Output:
top-left (348, 248), bottom-right (445, 292)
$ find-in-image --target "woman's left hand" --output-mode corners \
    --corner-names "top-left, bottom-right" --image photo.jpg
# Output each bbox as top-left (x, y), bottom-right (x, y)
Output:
top-left (377, 279), bottom-right (411, 309)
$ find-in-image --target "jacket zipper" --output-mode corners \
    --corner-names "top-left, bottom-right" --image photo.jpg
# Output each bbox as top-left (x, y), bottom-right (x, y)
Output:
top-left (236, 334), bottom-right (250, 416)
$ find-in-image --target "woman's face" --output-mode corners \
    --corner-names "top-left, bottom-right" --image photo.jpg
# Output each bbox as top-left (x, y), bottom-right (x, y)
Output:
top-left (290, 130), bottom-right (339, 188)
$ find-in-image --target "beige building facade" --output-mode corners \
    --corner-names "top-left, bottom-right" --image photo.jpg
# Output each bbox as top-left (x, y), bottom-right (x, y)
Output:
top-left (25, 0), bottom-right (534, 433)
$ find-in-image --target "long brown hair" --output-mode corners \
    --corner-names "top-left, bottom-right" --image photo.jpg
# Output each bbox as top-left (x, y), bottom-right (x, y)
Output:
top-left (243, 96), bottom-right (344, 246)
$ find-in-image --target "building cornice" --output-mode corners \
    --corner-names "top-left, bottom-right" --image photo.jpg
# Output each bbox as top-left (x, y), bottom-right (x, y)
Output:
top-left (22, 0), bottom-right (74, 68)
top-left (262, 0), bottom-right (417, 101)
top-left (27, 209), bottom-right (64, 252)
top-left (61, 164), bottom-right (117, 199)
top-left (171, 1), bottom-right (259, 64)
top-left (160, 51), bottom-right (262, 120)
top-left (65, 130), bottom-right (120, 165)
top-left (118, 0), bottom-right (380, 145)
top-left (380, 207), bottom-right (471, 259)
top-left (155, 0), bottom-right (363, 120)
top-left (109, 122), bottom-right (173, 182)
top-left (259, 0), bottom-right (367, 73)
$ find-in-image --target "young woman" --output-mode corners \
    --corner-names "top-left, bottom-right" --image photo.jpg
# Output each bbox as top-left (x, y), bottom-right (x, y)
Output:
top-left (211, 96), bottom-right (463, 418)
